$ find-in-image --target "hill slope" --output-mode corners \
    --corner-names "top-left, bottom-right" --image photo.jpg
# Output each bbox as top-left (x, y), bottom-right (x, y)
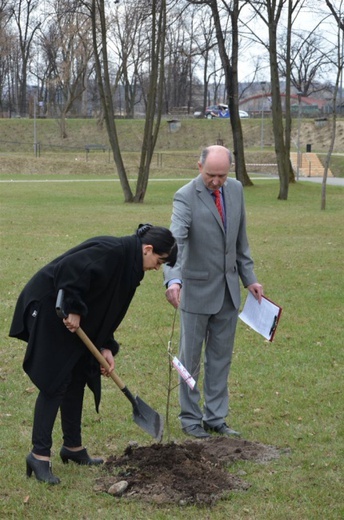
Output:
top-left (0, 117), bottom-right (343, 176)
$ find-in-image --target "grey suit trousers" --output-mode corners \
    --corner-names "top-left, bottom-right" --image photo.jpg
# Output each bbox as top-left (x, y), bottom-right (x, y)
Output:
top-left (178, 287), bottom-right (238, 428)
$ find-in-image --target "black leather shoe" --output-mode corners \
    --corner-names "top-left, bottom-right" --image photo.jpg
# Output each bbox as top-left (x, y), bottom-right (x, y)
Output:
top-left (203, 422), bottom-right (241, 437)
top-left (60, 447), bottom-right (104, 466)
top-left (182, 424), bottom-right (211, 439)
top-left (26, 452), bottom-right (60, 485)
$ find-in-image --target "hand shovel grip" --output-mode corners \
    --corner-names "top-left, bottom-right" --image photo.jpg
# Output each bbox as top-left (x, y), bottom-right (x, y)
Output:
top-left (75, 327), bottom-right (125, 390)
top-left (55, 289), bottom-right (125, 390)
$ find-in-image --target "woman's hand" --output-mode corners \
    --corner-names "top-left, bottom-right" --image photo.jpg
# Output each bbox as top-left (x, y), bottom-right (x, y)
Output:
top-left (100, 349), bottom-right (115, 377)
top-left (63, 313), bottom-right (81, 333)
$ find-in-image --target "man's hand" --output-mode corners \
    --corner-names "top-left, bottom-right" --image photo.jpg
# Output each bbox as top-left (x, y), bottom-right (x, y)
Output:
top-left (247, 282), bottom-right (264, 304)
top-left (100, 349), bottom-right (115, 377)
top-left (165, 283), bottom-right (181, 309)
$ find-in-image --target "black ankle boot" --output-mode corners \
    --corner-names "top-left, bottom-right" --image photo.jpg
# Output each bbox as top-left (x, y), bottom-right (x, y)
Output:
top-left (60, 446), bottom-right (104, 466)
top-left (26, 452), bottom-right (60, 485)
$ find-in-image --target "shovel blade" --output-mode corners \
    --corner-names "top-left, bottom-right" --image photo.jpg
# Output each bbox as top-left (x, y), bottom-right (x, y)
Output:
top-left (132, 395), bottom-right (164, 442)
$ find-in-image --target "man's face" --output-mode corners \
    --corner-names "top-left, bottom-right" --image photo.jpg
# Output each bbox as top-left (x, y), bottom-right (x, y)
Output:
top-left (198, 150), bottom-right (230, 191)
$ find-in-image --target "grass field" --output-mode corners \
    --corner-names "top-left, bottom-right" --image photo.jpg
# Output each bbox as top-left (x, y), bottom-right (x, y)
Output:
top-left (0, 171), bottom-right (343, 519)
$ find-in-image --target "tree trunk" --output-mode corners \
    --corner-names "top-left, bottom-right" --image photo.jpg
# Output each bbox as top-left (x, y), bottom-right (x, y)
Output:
top-left (228, 1), bottom-right (252, 186)
top-left (210, 0), bottom-right (252, 185)
top-left (59, 110), bottom-right (67, 139)
top-left (135, 0), bottom-right (166, 202)
top-left (19, 63), bottom-right (27, 117)
top-left (268, 14), bottom-right (289, 200)
top-left (91, 0), bottom-right (133, 202)
top-left (250, 0), bottom-right (291, 199)
top-left (285, 0), bottom-right (295, 183)
top-left (322, 37), bottom-right (341, 210)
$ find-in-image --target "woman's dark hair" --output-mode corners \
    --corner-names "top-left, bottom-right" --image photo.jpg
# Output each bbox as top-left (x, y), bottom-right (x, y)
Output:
top-left (136, 223), bottom-right (177, 267)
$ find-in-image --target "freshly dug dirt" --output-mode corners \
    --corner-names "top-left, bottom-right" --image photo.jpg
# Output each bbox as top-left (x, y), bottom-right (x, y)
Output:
top-left (94, 437), bottom-right (284, 505)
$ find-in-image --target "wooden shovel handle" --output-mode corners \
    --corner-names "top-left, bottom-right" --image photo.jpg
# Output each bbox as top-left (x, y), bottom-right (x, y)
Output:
top-left (75, 327), bottom-right (125, 390)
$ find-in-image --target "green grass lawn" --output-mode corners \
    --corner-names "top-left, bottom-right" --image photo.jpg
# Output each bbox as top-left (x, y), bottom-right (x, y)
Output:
top-left (1, 175), bottom-right (343, 519)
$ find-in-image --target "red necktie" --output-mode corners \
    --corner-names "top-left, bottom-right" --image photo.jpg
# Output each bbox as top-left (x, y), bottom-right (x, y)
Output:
top-left (213, 189), bottom-right (224, 224)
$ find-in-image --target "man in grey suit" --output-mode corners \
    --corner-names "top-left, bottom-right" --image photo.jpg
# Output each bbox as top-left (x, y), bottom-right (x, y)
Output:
top-left (164, 145), bottom-right (263, 438)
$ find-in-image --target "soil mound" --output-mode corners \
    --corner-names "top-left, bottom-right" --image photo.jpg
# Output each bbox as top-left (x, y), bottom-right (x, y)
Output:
top-left (94, 437), bottom-right (283, 505)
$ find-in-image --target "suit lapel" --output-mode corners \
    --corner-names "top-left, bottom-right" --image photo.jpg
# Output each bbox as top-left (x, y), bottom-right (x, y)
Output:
top-left (196, 175), bottom-right (225, 232)
top-left (223, 181), bottom-right (235, 240)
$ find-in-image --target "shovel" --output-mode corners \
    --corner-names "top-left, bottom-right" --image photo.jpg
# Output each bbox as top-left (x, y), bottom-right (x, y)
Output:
top-left (55, 289), bottom-right (163, 442)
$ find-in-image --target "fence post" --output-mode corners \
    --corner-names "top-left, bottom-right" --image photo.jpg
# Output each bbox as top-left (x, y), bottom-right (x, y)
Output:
top-left (156, 152), bottom-right (162, 167)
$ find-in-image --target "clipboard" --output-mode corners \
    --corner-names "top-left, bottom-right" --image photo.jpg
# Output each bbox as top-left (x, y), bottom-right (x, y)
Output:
top-left (239, 292), bottom-right (282, 342)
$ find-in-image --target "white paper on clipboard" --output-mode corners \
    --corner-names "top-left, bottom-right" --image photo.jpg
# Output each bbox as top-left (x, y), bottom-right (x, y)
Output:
top-left (239, 292), bottom-right (282, 341)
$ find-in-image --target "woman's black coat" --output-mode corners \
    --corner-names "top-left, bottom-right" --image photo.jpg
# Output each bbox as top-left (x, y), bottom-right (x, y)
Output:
top-left (9, 235), bottom-right (144, 409)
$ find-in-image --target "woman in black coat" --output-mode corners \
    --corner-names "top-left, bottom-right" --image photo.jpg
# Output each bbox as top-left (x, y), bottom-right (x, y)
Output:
top-left (9, 224), bottom-right (177, 485)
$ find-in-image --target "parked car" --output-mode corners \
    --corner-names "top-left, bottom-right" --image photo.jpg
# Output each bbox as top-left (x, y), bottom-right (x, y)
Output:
top-left (203, 104), bottom-right (250, 119)
top-left (205, 104), bottom-right (229, 118)
top-left (239, 110), bottom-right (249, 118)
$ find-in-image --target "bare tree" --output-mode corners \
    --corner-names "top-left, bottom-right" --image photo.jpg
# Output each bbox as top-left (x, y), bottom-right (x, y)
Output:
top-left (322, 0), bottom-right (344, 210)
top-left (40, 0), bottom-right (93, 138)
top-left (194, 11), bottom-right (219, 112)
top-left (325, 0), bottom-right (344, 26)
top-left (37, 22), bottom-right (61, 114)
top-left (88, 0), bottom-right (131, 200)
top-left (163, 4), bottom-right (211, 114)
top-left (135, 0), bottom-right (167, 202)
top-left (279, 31), bottom-right (333, 96)
top-left (164, 9), bottom-right (197, 112)
top-left (88, 0), bottom-right (167, 203)
top-left (188, 4), bottom-right (227, 112)
top-left (0, 0), bottom-right (13, 114)
top-left (283, 0), bottom-right (305, 185)
top-left (108, 1), bottom-right (148, 118)
top-left (10, 0), bottom-right (41, 116)
top-left (248, 0), bottom-right (292, 199)
top-left (187, 0), bottom-right (252, 186)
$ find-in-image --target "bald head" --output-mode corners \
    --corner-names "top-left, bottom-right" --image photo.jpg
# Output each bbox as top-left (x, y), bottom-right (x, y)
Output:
top-left (199, 145), bottom-right (232, 167)
top-left (198, 145), bottom-right (231, 191)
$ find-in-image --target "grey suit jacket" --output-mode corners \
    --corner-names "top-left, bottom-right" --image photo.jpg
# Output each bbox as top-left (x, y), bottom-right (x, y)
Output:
top-left (164, 175), bottom-right (257, 313)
